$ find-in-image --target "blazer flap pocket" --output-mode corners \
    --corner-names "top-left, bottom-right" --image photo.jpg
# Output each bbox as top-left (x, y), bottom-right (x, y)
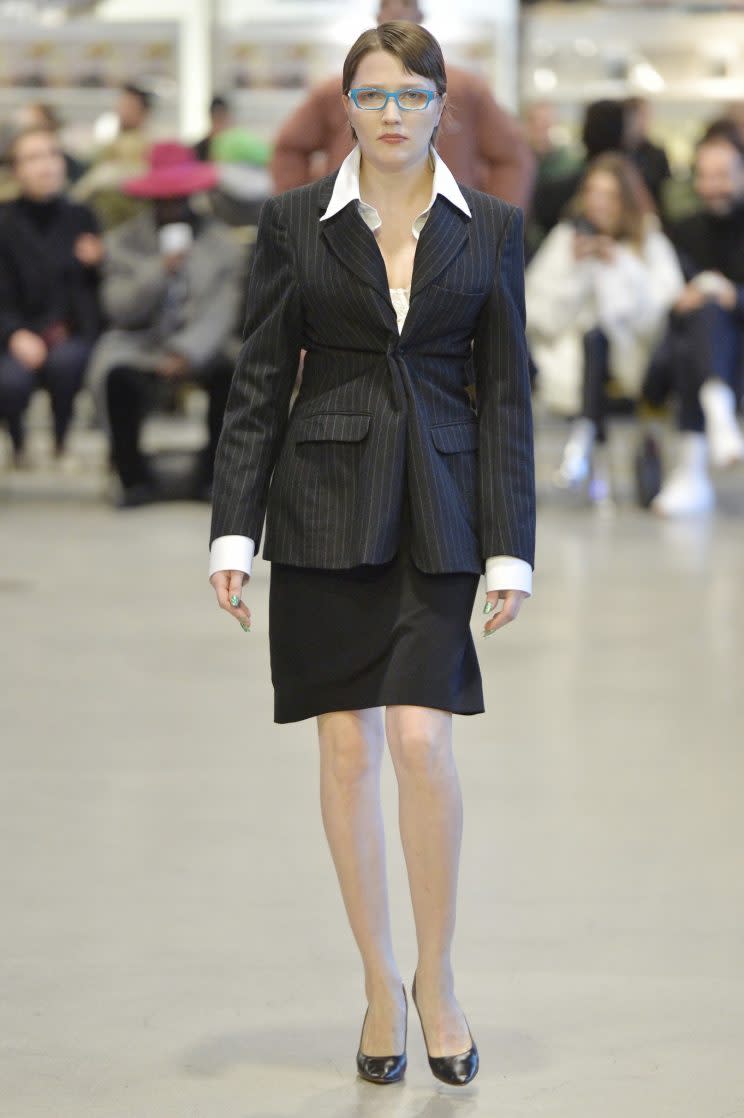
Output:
top-left (430, 420), bottom-right (479, 454)
top-left (294, 412), bottom-right (371, 443)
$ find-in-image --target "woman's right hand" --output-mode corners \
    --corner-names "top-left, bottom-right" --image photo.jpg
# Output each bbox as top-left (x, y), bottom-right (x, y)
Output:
top-left (210, 569), bottom-right (252, 632)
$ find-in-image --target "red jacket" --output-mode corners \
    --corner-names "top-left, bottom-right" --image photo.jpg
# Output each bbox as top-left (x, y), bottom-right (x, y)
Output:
top-left (270, 65), bottom-right (535, 209)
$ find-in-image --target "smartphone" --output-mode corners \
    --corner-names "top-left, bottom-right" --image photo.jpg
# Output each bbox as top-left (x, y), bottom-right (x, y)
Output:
top-left (572, 216), bottom-right (599, 237)
top-left (158, 222), bottom-right (193, 256)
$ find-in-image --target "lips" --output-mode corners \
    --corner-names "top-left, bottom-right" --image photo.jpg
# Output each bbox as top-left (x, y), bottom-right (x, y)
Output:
top-left (379, 134), bottom-right (407, 143)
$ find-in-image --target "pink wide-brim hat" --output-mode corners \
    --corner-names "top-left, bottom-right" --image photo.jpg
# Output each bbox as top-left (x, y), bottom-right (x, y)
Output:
top-left (124, 141), bottom-right (219, 199)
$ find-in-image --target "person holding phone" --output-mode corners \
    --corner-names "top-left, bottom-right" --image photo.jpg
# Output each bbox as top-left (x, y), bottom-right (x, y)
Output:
top-left (86, 143), bottom-right (243, 506)
top-left (525, 153), bottom-right (683, 496)
top-left (208, 22), bottom-right (535, 1087)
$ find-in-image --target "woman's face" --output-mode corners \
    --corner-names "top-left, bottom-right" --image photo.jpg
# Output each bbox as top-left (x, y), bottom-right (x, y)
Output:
top-left (581, 170), bottom-right (623, 235)
top-left (13, 131), bottom-right (65, 200)
top-left (344, 49), bottom-right (444, 173)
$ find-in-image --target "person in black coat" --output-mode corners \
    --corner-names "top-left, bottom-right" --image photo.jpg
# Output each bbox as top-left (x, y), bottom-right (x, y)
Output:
top-left (0, 126), bottom-right (102, 465)
top-left (624, 97), bottom-right (671, 213)
top-left (644, 125), bottom-right (744, 516)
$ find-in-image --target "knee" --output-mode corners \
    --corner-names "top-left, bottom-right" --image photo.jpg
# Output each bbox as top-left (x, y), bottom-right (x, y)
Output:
top-left (684, 301), bottom-right (735, 338)
top-left (388, 718), bottom-right (451, 780)
top-left (319, 716), bottom-right (382, 786)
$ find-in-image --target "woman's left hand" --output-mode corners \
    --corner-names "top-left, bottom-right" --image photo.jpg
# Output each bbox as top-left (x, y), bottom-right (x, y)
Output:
top-left (483, 589), bottom-right (529, 636)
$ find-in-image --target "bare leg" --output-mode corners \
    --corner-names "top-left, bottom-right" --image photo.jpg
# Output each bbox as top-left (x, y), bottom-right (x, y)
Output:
top-left (317, 708), bottom-right (406, 1055)
top-left (385, 705), bottom-right (472, 1057)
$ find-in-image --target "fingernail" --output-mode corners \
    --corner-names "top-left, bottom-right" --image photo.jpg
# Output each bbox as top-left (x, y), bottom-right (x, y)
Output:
top-left (240, 622), bottom-right (250, 632)
top-left (484, 627), bottom-right (497, 637)
top-left (483, 601), bottom-right (495, 615)
top-left (230, 595), bottom-right (240, 607)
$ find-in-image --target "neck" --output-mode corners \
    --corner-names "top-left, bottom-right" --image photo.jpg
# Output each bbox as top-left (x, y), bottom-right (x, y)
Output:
top-left (358, 149), bottom-right (434, 212)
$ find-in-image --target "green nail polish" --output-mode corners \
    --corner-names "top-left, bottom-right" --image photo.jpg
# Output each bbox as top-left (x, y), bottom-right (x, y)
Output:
top-left (240, 622), bottom-right (250, 632)
top-left (483, 601), bottom-right (495, 615)
top-left (230, 595), bottom-right (240, 607)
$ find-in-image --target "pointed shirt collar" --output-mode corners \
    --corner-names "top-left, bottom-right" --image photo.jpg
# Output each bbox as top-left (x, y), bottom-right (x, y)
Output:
top-left (320, 145), bottom-right (470, 241)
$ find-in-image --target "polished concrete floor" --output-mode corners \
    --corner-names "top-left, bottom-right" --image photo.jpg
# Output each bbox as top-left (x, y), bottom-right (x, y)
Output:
top-left (2, 413), bottom-right (744, 1117)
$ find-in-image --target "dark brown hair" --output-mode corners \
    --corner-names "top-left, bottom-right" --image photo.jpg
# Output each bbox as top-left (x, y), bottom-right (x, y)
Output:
top-left (574, 152), bottom-right (654, 248)
top-left (342, 22), bottom-right (447, 145)
top-left (698, 117), bottom-right (744, 160)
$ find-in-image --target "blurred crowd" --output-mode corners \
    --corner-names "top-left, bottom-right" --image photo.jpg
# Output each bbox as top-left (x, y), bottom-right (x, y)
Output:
top-left (1, 0), bottom-right (743, 520)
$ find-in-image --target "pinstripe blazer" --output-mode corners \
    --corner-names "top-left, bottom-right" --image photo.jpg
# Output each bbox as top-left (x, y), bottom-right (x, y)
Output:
top-left (210, 172), bottom-right (536, 575)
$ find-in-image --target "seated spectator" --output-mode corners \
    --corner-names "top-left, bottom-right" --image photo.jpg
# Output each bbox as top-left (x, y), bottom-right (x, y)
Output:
top-left (72, 82), bottom-right (153, 230)
top-left (526, 154), bottom-right (683, 493)
top-left (644, 125), bottom-right (744, 517)
top-left (87, 143), bottom-right (242, 507)
top-left (0, 125), bottom-right (103, 467)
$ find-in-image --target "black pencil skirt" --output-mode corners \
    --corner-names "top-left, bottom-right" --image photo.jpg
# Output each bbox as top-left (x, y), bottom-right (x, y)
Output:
top-left (268, 505), bottom-right (484, 724)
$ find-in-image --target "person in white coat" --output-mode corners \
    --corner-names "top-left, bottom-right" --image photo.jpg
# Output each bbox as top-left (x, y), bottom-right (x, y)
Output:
top-left (526, 153), bottom-right (684, 493)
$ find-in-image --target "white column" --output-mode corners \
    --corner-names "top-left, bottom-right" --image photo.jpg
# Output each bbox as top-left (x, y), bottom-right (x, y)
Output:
top-left (96, 0), bottom-right (214, 138)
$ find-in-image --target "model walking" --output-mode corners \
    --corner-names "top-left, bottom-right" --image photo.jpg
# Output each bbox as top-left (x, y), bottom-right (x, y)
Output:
top-left (209, 22), bottom-right (535, 1087)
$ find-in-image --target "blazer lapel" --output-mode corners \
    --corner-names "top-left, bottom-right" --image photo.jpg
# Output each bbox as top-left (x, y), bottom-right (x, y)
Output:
top-left (320, 200), bottom-right (391, 304)
top-left (409, 197), bottom-right (470, 299)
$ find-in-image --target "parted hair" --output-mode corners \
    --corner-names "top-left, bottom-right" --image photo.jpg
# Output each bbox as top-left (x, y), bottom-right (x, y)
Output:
top-left (573, 152), bottom-right (654, 249)
top-left (342, 21), bottom-right (447, 146)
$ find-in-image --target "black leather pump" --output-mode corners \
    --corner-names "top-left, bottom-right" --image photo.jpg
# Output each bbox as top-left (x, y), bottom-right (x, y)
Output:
top-left (411, 973), bottom-right (479, 1086)
top-left (356, 984), bottom-right (408, 1085)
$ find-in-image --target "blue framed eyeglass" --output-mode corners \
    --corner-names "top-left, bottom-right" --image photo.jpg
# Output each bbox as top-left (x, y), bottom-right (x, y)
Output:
top-left (348, 87), bottom-right (439, 112)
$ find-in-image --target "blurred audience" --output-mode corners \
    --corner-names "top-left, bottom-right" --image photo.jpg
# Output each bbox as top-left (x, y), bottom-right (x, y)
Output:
top-left (526, 154), bottom-right (683, 496)
top-left (0, 126), bottom-right (102, 468)
top-left (644, 124), bottom-right (744, 517)
top-left (269, 0), bottom-right (534, 208)
top-left (623, 96), bottom-right (671, 213)
top-left (3, 69), bottom-right (743, 527)
top-left (532, 99), bottom-right (627, 241)
top-left (72, 82), bottom-right (153, 230)
top-left (86, 143), bottom-right (242, 507)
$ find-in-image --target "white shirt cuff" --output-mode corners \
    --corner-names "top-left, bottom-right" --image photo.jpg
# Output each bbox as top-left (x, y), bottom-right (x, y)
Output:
top-left (485, 556), bottom-right (532, 596)
top-left (209, 535), bottom-right (255, 579)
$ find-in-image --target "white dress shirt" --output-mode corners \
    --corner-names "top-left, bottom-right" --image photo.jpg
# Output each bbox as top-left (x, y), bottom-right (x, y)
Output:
top-left (210, 146), bottom-right (532, 597)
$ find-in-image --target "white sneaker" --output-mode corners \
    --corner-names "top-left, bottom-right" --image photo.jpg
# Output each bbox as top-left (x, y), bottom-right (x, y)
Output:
top-left (652, 468), bottom-right (714, 517)
top-left (554, 418), bottom-right (595, 489)
top-left (699, 380), bottom-right (744, 469)
top-left (651, 431), bottom-right (715, 517)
